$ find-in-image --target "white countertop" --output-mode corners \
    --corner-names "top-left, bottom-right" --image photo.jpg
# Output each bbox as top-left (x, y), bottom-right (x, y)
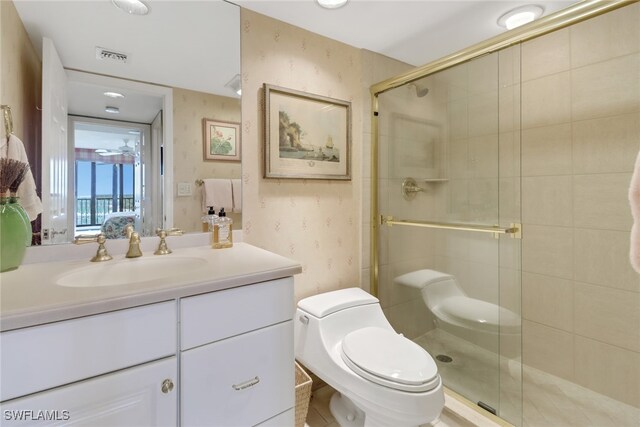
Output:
top-left (0, 243), bottom-right (301, 332)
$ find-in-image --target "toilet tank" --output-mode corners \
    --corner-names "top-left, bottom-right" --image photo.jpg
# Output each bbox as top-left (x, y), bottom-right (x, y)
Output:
top-left (295, 288), bottom-right (392, 370)
top-left (298, 287), bottom-right (379, 318)
top-left (393, 270), bottom-right (464, 310)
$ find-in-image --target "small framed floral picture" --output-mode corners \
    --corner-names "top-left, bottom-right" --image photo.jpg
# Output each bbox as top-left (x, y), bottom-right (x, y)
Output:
top-left (203, 119), bottom-right (241, 162)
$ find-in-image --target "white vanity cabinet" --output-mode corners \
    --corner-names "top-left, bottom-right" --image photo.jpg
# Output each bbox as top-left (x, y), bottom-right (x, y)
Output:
top-left (1, 243), bottom-right (301, 427)
top-left (0, 302), bottom-right (178, 426)
top-left (0, 357), bottom-right (177, 427)
top-left (180, 277), bottom-right (295, 426)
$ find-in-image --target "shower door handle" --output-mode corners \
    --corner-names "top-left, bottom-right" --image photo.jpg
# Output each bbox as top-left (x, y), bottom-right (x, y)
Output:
top-left (381, 215), bottom-right (522, 239)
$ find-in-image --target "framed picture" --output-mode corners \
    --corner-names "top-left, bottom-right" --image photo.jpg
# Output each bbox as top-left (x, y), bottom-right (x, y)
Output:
top-left (263, 84), bottom-right (351, 180)
top-left (203, 119), bottom-right (241, 162)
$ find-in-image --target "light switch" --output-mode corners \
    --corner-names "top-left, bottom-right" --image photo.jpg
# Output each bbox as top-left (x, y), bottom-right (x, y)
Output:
top-left (177, 182), bottom-right (192, 196)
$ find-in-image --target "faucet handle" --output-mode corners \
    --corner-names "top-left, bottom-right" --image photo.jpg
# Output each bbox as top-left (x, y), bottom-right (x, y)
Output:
top-left (74, 234), bottom-right (113, 262)
top-left (158, 228), bottom-right (183, 237)
top-left (154, 228), bottom-right (183, 255)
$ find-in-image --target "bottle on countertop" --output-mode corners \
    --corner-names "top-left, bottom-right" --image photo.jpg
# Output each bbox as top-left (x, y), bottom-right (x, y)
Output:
top-left (201, 206), bottom-right (218, 233)
top-left (212, 207), bottom-right (233, 249)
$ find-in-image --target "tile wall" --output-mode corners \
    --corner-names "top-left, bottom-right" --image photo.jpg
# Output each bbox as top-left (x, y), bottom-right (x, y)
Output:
top-left (520, 3), bottom-right (640, 408)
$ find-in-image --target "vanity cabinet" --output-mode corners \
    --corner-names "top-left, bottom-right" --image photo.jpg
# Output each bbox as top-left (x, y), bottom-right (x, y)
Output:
top-left (0, 301), bottom-right (177, 402)
top-left (180, 277), bottom-right (295, 426)
top-left (0, 302), bottom-right (178, 426)
top-left (0, 275), bottom-right (296, 427)
top-left (0, 358), bottom-right (177, 426)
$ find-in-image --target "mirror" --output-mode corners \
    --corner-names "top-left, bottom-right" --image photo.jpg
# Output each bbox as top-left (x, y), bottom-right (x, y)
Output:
top-left (6, 0), bottom-right (241, 244)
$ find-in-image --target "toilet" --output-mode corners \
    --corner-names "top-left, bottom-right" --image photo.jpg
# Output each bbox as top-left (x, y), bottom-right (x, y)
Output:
top-left (394, 270), bottom-right (520, 354)
top-left (294, 288), bottom-right (444, 427)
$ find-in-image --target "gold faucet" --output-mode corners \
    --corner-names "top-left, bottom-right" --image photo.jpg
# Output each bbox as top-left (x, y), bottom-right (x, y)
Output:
top-left (154, 228), bottom-right (184, 255)
top-left (125, 225), bottom-right (143, 258)
top-left (74, 233), bottom-right (113, 262)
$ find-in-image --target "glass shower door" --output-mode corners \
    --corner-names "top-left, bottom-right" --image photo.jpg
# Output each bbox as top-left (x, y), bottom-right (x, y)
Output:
top-left (375, 47), bottom-right (522, 425)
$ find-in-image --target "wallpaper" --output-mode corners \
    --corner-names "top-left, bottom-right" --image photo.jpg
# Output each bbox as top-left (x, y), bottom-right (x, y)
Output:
top-left (241, 9), bottom-right (363, 301)
top-left (0, 0), bottom-right (42, 185)
top-left (172, 87), bottom-right (242, 232)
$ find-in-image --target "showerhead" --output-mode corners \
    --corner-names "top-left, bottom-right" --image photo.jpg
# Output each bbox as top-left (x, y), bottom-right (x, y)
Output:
top-left (416, 87), bottom-right (429, 97)
top-left (408, 83), bottom-right (429, 97)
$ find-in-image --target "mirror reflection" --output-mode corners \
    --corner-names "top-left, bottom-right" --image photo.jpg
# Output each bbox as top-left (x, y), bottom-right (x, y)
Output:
top-left (3, 0), bottom-right (241, 245)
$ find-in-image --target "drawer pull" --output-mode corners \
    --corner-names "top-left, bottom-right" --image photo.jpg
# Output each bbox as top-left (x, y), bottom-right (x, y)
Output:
top-left (232, 376), bottom-right (260, 391)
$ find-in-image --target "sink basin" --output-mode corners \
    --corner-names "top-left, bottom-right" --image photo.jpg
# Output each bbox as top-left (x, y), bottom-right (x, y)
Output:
top-left (56, 256), bottom-right (207, 287)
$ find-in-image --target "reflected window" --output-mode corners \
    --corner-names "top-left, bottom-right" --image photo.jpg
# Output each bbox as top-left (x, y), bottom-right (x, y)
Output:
top-left (75, 160), bottom-right (135, 227)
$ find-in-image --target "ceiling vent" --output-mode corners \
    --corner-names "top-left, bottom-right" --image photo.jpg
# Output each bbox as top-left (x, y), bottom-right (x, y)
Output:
top-left (95, 47), bottom-right (129, 64)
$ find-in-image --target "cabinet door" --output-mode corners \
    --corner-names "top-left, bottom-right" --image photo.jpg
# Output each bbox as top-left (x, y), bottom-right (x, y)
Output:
top-left (0, 357), bottom-right (177, 427)
top-left (1, 301), bottom-right (176, 401)
top-left (181, 321), bottom-right (294, 427)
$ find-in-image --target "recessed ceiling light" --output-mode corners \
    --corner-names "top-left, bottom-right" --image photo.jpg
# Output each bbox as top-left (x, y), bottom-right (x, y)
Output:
top-left (112, 0), bottom-right (149, 16)
top-left (104, 91), bottom-right (125, 99)
top-left (105, 106), bottom-right (120, 114)
top-left (498, 5), bottom-right (544, 30)
top-left (316, 0), bottom-right (348, 10)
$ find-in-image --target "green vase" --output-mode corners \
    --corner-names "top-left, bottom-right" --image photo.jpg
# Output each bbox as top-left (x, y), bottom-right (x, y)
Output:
top-left (0, 197), bottom-right (31, 272)
top-left (9, 196), bottom-right (32, 246)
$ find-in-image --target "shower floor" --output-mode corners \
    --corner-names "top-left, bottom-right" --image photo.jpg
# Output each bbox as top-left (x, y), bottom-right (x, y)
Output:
top-left (416, 330), bottom-right (640, 427)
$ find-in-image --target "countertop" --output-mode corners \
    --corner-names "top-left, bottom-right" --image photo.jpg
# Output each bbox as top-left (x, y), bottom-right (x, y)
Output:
top-left (0, 243), bottom-right (301, 332)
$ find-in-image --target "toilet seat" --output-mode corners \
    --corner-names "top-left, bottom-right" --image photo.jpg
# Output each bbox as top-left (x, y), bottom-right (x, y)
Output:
top-left (340, 327), bottom-right (440, 393)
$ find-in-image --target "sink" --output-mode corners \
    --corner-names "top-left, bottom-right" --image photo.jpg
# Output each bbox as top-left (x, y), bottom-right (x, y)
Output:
top-left (56, 256), bottom-right (207, 288)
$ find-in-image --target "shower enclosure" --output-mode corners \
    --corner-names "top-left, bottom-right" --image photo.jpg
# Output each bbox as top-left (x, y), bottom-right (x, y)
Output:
top-left (373, 48), bottom-right (523, 425)
top-left (370, 1), bottom-right (639, 426)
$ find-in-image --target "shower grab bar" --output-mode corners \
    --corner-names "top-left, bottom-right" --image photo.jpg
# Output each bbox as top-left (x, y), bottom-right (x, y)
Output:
top-left (381, 215), bottom-right (521, 238)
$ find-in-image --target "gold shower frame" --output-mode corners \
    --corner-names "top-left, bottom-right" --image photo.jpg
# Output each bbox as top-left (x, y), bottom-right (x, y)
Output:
top-left (369, 0), bottom-right (636, 298)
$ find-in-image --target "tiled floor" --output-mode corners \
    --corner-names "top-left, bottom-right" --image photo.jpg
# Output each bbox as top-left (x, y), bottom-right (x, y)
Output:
top-left (304, 385), bottom-right (339, 427)
top-left (304, 384), bottom-right (503, 427)
top-left (416, 329), bottom-right (640, 427)
top-left (302, 329), bottom-right (639, 427)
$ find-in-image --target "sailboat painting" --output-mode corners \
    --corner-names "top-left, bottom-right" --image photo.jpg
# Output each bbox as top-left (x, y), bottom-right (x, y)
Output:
top-left (264, 84), bottom-right (351, 180)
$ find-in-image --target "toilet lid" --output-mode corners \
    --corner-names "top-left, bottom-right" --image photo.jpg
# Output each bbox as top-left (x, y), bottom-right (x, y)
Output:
top-left (341, 327), bottom-right (439, 393)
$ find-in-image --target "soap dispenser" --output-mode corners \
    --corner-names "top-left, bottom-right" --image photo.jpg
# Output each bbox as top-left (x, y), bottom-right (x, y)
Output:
top-left (212, 207), bottom-right (233, 249)
top-left (201, 206), bottom-right (218, 233)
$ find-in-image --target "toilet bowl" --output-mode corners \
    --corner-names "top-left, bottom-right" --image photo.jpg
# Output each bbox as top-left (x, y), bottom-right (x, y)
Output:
top-left (295, 288), bottom-right (444, 427)
top-left (394, 270), bottom-right (520, 354)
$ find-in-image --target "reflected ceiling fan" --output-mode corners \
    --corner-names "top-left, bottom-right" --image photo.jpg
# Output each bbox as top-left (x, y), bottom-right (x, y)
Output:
top-left (95, 138), bottom-right (136, 157)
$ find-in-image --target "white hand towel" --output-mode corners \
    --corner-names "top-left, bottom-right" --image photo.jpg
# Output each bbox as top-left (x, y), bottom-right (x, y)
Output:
top-left (629, 150), bottom-right (640, 273)
top-left (231, 179), bottom-right (242, 213)
top-left (1, 135), bottom-right (43, 221)
top-left (202, 178), bottom-right (233, 213)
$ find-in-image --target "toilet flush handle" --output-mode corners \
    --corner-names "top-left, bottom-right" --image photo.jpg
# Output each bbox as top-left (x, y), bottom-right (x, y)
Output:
top-left (299, 315), bottom-right (309, 325)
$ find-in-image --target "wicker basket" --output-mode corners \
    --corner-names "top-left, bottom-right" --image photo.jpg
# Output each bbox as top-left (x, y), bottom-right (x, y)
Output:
top-left (294, 362), bottom-right (313, 427)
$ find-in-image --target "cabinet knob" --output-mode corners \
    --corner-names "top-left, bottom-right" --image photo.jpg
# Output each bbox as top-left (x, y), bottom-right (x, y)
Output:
top-left (161, 378), bottom-right (174, 394)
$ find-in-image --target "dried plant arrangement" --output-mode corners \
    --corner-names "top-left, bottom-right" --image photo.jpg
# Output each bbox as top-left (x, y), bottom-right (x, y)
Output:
top-left (0, 158), bottom-right (30, 198)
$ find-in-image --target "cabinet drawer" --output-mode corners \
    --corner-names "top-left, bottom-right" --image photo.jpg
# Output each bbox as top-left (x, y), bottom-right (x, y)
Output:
top-left (0, 357), bottom-right (177, 427)
top-left (0, 301), bottom-right (176, 401)
top-left (180, 277), bottom-right (294, 350)
top-left (256, 408), bottom-right (294, 426)
top-left (181, 321), bottom-right (294, 427)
